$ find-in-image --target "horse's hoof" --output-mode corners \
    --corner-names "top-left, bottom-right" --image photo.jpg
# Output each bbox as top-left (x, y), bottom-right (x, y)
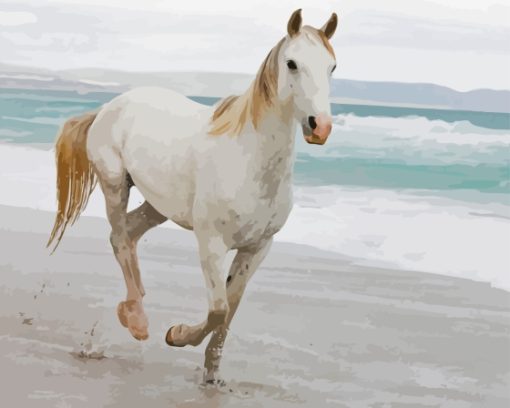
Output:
top-left (165, 324), bottom-right (204, 347)
top-left (117, 302), bottom-right (129, 328)
top-left (203, 369), bottom-right (225, 386)
top-left (165, 325), bottom-right (185, 347)
top-left (117, 300), bottom-right (149, 341)
top-left (203, 379), bottom-right (226, 388)
top-left (132, 329), bottom-right (149, 341)
top-left (165, 324), bottom-right (196, 347)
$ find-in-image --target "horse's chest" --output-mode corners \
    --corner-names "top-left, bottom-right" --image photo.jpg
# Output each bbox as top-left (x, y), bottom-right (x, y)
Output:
top-left (194, 133), bottom-right (295, 248)
top-left (226, 181), bottom-right (293, 248)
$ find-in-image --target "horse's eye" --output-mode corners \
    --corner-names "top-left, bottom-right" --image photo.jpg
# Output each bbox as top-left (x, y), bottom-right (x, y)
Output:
top-left (286, 60), bottom-right (297, 71)
top-left (331, 65), bottom-right (337, 73)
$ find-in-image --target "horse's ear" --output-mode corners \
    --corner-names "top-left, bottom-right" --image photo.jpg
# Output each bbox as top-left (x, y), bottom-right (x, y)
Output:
top-left (320, 12), bottom-right (338, 39)
top-left (287, 9), bottom-right (302, 37)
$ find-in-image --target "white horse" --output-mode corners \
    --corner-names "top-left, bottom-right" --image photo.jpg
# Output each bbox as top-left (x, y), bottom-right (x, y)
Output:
top-left (48, 9), bottom-right (337, 383)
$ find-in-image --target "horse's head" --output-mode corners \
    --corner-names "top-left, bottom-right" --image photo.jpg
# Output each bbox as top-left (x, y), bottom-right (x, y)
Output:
top-left (210, 9), bottom-right (338, 140)
top-left (279, 9), bottom-right (338, 145)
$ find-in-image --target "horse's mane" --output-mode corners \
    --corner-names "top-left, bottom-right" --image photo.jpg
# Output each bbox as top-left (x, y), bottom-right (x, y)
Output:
top-left (209, 28), bottom-right (335, 136)
top-left (209, 38), bottom-right (285, 136)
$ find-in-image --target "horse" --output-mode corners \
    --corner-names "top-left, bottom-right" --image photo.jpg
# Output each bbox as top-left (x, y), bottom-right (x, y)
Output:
top-left (47, 9), bottom-right (338, 383)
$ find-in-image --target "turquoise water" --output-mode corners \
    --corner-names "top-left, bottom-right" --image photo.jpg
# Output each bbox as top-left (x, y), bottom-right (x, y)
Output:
top-left (1, 87), bottom-right (509, 199)
top-left (294, 156), bottom-right (509, 194)
top-left (330, 103), bottom-right (510, 130)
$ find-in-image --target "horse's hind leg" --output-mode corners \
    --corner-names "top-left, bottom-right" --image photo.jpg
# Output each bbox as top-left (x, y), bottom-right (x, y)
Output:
top-left (94, 158), bottom-right (151, 341)
top-left (110, 198), bottom-right (167, 339)
top-left (126, 201), bottom-right (167, 296)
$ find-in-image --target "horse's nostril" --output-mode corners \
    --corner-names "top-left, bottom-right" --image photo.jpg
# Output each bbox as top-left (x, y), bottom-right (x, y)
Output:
top-left (308, 116), bottom-right (317, 130)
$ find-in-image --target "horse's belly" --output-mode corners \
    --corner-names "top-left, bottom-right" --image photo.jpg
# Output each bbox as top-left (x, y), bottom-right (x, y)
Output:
top-left (132, 175), bottom-right (194, 227)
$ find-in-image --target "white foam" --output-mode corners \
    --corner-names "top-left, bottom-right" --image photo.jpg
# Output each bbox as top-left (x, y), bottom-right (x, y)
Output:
top-left (280, 185), bottom-right (510, 290)
top-left (1, 144), bottom-right (509, 291)
top-left (295, 114), bottom-right (510, 166)
top-left (78, 79), bottom-right (121, 87)
top-left (0, 143), bottom-right (146, 218)
top-left (0, 74), bottom-right (54, 81)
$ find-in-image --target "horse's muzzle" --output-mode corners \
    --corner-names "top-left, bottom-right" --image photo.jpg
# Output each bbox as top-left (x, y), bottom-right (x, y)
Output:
top-left (302, 114), bottom-right (332, 145)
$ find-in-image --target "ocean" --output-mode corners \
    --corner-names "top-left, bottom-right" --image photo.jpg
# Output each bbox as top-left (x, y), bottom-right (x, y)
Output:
top-left (1, 88), bottom-right (509, 290)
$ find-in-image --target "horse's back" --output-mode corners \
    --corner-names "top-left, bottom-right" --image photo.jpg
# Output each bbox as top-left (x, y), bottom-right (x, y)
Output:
top-left (118, 87), bottom-right (207, 117)
top-left (88, 86), bottom-right (210, 151)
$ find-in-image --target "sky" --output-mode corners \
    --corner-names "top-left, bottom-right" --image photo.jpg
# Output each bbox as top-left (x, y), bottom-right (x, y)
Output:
top-left (0, 0), bottom-right (509, 91)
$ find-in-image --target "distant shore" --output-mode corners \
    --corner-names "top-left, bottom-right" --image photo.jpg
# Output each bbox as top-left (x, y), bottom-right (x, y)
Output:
top-left (2, 63), bottom-right (509, 113)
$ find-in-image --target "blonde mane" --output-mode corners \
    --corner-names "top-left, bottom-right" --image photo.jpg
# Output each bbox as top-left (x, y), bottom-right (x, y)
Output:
top-left (209, 28), bottom-right (334, 136)
top-left (209, 38), bottom-right (284, 136)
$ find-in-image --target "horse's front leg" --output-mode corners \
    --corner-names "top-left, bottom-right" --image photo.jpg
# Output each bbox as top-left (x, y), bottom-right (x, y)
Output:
top-left (203, 238), bottom-right (273, 383)
top-left (166, 235), bottom-right (229, 347)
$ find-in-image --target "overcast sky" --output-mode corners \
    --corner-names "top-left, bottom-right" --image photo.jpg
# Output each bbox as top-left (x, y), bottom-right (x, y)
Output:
top-left (0, 0), bottom-right (509, 91)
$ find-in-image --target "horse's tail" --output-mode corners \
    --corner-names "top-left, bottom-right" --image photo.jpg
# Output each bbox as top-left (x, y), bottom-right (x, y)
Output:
top-left (47, 112), bottom-right (98, 252)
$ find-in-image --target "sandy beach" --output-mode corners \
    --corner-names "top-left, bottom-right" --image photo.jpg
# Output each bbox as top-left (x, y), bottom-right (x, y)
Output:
top-left (0, 204), bottom-right (508, 407)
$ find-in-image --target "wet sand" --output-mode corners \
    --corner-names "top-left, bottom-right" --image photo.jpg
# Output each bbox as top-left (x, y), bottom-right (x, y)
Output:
top-left (1, 204), bottom-right (509, 407)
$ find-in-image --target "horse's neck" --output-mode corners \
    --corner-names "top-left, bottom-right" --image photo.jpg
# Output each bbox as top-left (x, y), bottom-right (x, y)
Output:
top-left (241, 104), bottom-right (297, 187)
top-left (253, 104), bottom-right (296, 164)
